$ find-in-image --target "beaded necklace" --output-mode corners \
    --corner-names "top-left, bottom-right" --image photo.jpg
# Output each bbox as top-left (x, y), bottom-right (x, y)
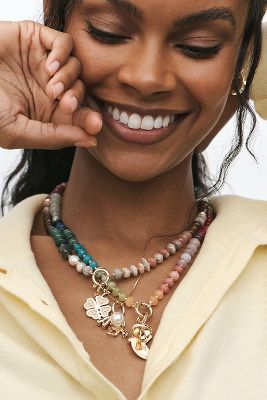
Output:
top-left (43, 182), bottom-right (214, 360)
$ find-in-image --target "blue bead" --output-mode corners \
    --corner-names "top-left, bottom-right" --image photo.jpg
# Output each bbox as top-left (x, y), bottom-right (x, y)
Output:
top-left (54, 220), bottom-right (66, 230)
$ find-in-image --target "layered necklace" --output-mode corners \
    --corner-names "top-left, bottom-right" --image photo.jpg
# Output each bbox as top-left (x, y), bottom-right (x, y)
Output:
top-left (43, 182), bottom-right (214, 360)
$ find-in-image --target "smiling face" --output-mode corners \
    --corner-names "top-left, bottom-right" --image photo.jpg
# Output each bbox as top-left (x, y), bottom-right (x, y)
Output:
top-left (67, 0), bottom-right (248, 182)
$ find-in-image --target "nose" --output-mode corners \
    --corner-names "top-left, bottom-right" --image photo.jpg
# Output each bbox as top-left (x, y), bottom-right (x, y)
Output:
top-left (117, 42), bottom-right (177, 97)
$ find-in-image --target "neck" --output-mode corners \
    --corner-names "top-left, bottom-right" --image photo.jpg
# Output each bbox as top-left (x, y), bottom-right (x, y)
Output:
top-left (62, 149), bottom-right (196, 255)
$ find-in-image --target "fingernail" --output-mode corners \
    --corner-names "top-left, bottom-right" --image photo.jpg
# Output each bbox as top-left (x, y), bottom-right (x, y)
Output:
top-left (70, 97), bottom-right (78, 113)
top-left (52, 82), bottom-right (64, 99)
top-left (74, 139), bottom-right (97, 148)
top-left (48, 60), bottom-right (60, 75)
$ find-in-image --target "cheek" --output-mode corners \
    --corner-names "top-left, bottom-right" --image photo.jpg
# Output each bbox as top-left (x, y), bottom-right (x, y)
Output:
top-left (71, 35), bottom-right (124, 86)
top-left (183, 50), bottom-right (236, 115)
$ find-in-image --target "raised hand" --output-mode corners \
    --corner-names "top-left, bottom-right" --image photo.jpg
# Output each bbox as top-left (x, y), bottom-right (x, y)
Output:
top-left (0, 20), bottom-right (102, 150)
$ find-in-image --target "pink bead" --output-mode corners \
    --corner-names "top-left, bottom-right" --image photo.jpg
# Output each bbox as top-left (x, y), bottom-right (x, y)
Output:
top-left (169, 270), bottom-right (180, 281)
top-left (187, 243), bottom-right (198, 252)
top-left (181, 253), bottom-right (192, 263)
top-left (184, 231), bottom-right (193, 240)
top-left (176, 259), bottom-right (188, 268)
top-left (160, 248), bottom-right (170, 259)
top-left (138, 263), bottom-right (145, 274)
top-left (164, 277), bottom-right (174, 287)
top-left (174, 266), bottom-right (184, 273)
top-left (177, 237), bottom-right (187, 246)
top-left (190, 238), bottom-right (201, 248)
top-left (181, 232), bottom-right (190, 242)
top-left (148, 257), bottom-right (157, 268)
top-left (184, 248), bottom-right (194, 257)
top-left (160, 283), bottom-right (170, 294)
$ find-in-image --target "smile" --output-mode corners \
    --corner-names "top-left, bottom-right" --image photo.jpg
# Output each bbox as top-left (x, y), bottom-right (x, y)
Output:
top-left (93, 97), bottom-right (190, 145)
top-left (104, 102), bottom-right (176, 131)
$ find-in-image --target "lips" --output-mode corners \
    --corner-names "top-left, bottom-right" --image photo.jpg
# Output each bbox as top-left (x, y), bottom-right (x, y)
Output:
top-left (94, 97), bottom-right (190, 145)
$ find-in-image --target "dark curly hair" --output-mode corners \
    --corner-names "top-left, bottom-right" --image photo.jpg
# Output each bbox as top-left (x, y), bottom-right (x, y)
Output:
top-left (1, 0), bottom-right (266, 215)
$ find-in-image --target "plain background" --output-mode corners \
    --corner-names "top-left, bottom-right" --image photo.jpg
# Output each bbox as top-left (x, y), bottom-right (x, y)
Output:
top-left (0, 1), bottom-right (267, 204)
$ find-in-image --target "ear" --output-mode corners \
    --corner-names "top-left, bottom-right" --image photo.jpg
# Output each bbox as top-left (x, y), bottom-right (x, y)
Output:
top-left (194, 94), bottom-right (239, 153)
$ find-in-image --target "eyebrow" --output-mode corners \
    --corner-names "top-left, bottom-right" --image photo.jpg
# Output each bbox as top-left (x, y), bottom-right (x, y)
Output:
top-left (103, 1), bottom-right (236, 28)
top-left (174, 7), bottom-right (236, 28)
top-left (105, 0), bottom-right (143, 20)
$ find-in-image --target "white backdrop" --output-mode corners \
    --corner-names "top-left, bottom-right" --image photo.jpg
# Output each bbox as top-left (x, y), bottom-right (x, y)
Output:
top-left (0, 1), bottom-right (267, 201)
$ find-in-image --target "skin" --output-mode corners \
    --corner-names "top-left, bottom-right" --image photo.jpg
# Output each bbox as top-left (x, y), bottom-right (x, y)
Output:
top-left (30, 0), bottom-right (249, 398)
top-left (0, 21), bottom-right (102, 149)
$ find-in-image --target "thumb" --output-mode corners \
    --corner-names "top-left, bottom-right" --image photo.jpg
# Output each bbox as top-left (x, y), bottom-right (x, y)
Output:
top-left (3, 114), bottom-right (98, 150)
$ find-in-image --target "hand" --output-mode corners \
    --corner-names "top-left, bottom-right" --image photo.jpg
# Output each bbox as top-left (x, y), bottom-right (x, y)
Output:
top-left (0, 20), bottom-right (102, 150)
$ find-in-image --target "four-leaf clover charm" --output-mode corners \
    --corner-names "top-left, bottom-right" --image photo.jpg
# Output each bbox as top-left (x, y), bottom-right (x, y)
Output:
top-left (84, 295), bottom-right (111, 320)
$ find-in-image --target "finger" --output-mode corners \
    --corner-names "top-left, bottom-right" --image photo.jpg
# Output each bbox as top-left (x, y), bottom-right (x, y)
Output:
top-left (46, 57), bottom-right (81, 99)
top-left (2, 114), bottom-right (98, 150)
top-left (73, 107), bottom-right (103, 136)
top-left (58, 79), bottom-right (86, 114)
top-left (40, 26), bottom-right (73, 76)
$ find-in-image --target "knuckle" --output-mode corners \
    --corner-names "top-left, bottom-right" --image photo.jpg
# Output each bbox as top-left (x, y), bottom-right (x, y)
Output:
top-left (70, 57), bottom-right (82, 74)
top-left (42, 123), bottom-right (60, 150)
top-left (0, 112), bottom-right (17, 149)
top-left (61, 32), bottom-right (73, 48)
top-left (76, 79), bottom-right (86, 95)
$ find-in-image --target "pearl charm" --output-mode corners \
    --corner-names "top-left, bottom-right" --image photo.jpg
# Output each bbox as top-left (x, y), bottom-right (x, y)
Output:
top-left (110, 312), bottom-right (125, 327)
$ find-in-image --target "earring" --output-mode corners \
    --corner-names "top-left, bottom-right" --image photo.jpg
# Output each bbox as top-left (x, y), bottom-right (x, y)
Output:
top-left (231, 69), bottom-right (247, 96)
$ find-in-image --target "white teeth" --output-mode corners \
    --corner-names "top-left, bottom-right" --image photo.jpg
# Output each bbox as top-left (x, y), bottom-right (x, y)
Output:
top-left (141, 116), bottom-right (154, 131)
top-left (163, 115), bottom-right (170, 128)
top-left (154, 116), bottom-right (163, 129)
top-left (120, 111), bottom-right (129, 124)
top-left (128, 113), bottom-right (142, 129)
top-left (113, 107), bottom-right (120, 121)
top-left (105, 103), bottom-right (175, 130)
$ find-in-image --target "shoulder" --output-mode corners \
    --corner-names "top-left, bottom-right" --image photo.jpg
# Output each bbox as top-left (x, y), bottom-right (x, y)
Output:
top-left (0, 194), bottom-right (47, 263)
top-left (210, 195), bottom-right (267, 235)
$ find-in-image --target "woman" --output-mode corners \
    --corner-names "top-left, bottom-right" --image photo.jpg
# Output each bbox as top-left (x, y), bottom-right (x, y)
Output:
top-left (0, 1), bottom-right (266, 399)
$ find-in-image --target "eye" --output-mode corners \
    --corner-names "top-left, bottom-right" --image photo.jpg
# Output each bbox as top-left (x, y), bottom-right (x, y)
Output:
top-left (177, 44), bottom-right (223, 59)
top-left (86, 23), bottom-right (130, 44)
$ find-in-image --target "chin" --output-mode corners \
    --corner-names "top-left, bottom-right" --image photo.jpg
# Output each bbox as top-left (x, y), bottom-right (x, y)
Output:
top-left (86, 146), bottom-right (175, 183)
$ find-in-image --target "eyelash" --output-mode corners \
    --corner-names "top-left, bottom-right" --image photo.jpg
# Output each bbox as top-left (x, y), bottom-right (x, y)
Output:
top-left (86, 24), bottom-right (222, 59)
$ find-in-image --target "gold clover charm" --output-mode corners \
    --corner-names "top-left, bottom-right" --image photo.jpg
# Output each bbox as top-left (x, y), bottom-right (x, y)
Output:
top-left (84, 295), bottom-right (111, 320)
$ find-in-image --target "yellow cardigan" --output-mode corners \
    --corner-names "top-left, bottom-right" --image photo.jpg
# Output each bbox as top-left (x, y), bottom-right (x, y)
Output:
top-left (0, 194), bottom-right (267, 400)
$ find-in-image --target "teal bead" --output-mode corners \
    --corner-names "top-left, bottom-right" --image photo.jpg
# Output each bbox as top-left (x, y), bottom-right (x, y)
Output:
top-left (74, 243), bottom-right (83, 252)
top-left (83, 255), bottom-right (93, 265)
top-left (78, 249), bottom-right (86, 258)
top-left (89, 260), bottom-right (98, 270)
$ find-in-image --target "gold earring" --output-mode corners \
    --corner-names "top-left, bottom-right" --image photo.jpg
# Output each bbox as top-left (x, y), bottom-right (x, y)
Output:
top-left (231, 69), bottom-right (247, 96)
